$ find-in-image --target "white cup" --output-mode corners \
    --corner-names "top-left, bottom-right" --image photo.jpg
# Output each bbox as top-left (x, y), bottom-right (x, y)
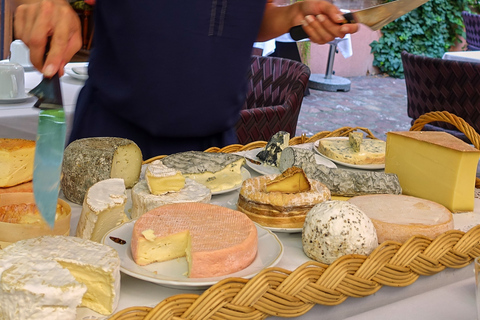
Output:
top-left (10, 40), bottom-right (32, 67)
top-left (0, 62), bottom-right (25, 99)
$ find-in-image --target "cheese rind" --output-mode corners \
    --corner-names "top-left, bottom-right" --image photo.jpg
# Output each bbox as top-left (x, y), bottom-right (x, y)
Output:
top-left (61, 137), bottom-right (143, 204)
top-left (161, 151), bottom-right (245, 193)
top-left (278, 147), bottom-right (317, 173)
top-left (131, 203), bottom-right (258, 278)
top-left (0, 236), bottom-right (121, 319)
top-left (348, 194), bottom-right (454, 243)
top-left (0, 139), bottom-right (35, 187)
top-left (131, 178), bottom-right (211, 219)
top-left (385, 131), bottom-right (480, 212)
top-left (301, 163), bottom-right (402, 197)
top-left (317, 137), bottom-right (385, 165)
top-left (76, 178), bottom-right (128, 243)
top-left (302, 200), bottom-right (378, 264)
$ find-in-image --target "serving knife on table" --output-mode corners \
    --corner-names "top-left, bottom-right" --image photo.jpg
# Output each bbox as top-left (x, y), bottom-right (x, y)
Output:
top-left (29, 41), bottom-right (66, 228)
top-left (290, 0), bottom-right (431, 40)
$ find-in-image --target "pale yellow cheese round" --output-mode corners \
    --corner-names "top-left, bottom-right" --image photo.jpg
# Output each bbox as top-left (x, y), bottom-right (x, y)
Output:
top-left (347, 194), bottom-right (453, 244)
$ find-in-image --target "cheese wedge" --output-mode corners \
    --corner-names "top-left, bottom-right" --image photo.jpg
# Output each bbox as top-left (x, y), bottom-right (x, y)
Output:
top-left (131, 203), bottom-right (257, 278)
top-left (266, 166), bottom-right (311, 193)
top-left (348, 194), bottom-right (454, 243)
top-left (349, 131), bottom-right (363, 152)
top-left (76, 178), bottom-right (128, 243)
top-left (145, 160), bottom-right (185, 195)
top-left (0, 139), bottom-right (35, 187)
top-left (385, 131), bottom-right (480, 212)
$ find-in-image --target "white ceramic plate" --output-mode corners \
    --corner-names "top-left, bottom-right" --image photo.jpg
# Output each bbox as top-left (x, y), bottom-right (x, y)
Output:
top-left (313, 138), bottom-right (385, 170)
top-left (244, 147), bottom-right (337, 175)
top-left (211, 167), bottom-right (250, 195)
top-left (263, 226), bottom-right (302, 233)
top-left (102, 220), bottom-right (283, 290)
top-left (0, 92), bottom-right (34, 104)
top-left (64, 62), bottom-right (88, 80)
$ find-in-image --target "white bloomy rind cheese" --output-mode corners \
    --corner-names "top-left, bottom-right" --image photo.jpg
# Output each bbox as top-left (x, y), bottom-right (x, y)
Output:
top-left (385, 131), bottom-right (480, 212)
top-left (145, 160), bottom-right (185, 195)
top-left (348, 194), bottom-right (454, 244)
top-left (302, 200), bottom-right (378, 264)
top-left (76, 178), bottom-right (128, 243)
top-left (131, 203), bottom-right (258, 278)
top-left (131, 178), bottom-right (211, 219)
top-left (61, 137), bottom-right (143, 204)
top-left (0, 139), bottom-right (35, 187)
top-left (0, 236), bottom-right (121, 319)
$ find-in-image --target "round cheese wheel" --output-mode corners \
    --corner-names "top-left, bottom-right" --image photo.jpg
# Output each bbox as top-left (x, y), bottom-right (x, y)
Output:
top-left (347, 194), bottom-right (454, 243)
top-left (302, 200), bottom-right (378, 264)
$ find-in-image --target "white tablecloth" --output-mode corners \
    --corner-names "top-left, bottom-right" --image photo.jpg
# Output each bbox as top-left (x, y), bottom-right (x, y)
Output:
top-left (0, 63), bottom-right (85, 141)
top-left (442, 51), bottom-right (480, 63)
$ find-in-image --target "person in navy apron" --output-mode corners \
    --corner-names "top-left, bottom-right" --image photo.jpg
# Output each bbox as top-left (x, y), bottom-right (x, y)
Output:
top-left (13, 0), bottom-right (357, 159)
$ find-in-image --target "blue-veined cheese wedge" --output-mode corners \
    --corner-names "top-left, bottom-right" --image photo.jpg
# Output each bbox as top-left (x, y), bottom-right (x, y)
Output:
top-left (317, 137), bottom-right (386, 165)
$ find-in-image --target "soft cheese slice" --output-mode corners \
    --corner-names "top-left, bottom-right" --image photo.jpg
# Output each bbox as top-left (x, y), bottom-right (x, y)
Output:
top-left (0, 138), bottom-right (35, 187)
top-left (0, 236), bottom-right (121, 318)
top-left (131, 178), bottom-right (211, 219)
top-left (303, 200), bottom-right (378, 264)
top-left (61, 137), bottom-right (143, 204)
top-left (161, 151), bottom-right (245, 193)
top-left (76, 178), bottom-right (128, 243)
top-left (266, 166), bottom-right (311, 193)
top-left (317, 137), bottom-right (386, 165)
top-left (348, 194), bottom-right (454, 243)
top-left (145, 160), bottom-right (185, 195)
top-left (131, 203), bottom-right (258, 278)
top-left (385, 131), bottom-right (480, 212)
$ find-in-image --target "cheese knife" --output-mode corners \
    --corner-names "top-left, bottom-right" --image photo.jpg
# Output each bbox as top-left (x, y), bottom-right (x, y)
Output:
top-left (30, 41), bottom-right (66, 228)
top-left (289, 0), bottom-right (431, 41)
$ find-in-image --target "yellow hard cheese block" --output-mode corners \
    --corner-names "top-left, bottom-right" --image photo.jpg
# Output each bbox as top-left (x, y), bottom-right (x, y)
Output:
top-left (385, 131), bottom-right (480, 212)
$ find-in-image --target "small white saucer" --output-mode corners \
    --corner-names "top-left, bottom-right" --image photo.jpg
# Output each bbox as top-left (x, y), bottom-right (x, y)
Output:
top-left (0, 92), bottom-right (34, 104)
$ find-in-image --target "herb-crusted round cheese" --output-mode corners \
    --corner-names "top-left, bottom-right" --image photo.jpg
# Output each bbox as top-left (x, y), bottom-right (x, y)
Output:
top-left (302, 200), bottom-right (378, 264)
top-left (61, 137), bottom-right (143, 204)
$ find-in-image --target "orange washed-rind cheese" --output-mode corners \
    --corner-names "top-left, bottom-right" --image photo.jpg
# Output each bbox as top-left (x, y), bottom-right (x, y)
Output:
top-left (131, 203), bottom-right (257, 278)
top-left (348, 194), bottom-right (454, 244)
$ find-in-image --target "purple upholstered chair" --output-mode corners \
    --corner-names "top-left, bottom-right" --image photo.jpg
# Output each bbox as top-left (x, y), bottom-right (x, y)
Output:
top-left (236, 55), bottom-right (311, 145)
top-left (462, 11), bottom-right (480, 51)
top-left (401, 51), bottom-right (480, 143)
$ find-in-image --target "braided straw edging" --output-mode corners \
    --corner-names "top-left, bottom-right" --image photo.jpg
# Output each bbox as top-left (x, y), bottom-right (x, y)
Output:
top-left (110, 225), bottom-right (480, 320)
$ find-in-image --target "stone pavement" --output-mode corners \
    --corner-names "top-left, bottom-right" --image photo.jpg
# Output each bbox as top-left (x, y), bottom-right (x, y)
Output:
top-left (296, 74), bottom-right (412, 141)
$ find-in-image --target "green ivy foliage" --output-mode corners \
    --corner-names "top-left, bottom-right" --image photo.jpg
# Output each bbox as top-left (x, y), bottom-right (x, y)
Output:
top-left (369, 0), bottom-right (467, 78)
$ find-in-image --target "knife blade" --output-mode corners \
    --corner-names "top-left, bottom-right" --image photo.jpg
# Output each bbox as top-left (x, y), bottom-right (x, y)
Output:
top-left (289, 0), bottom-right (431, 41)
top-left (30, 44), bottom-right (66, 228)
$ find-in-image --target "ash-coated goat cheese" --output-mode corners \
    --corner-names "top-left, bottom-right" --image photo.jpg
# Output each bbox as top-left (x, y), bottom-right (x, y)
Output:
top-left (302, 200), bottom-right (378, 264)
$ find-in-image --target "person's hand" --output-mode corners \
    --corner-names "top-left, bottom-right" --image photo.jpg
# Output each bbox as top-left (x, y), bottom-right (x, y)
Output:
top-left (297, 1), bottom-right (358, 44)
top-left (14, 0), bottom-right (82, 77)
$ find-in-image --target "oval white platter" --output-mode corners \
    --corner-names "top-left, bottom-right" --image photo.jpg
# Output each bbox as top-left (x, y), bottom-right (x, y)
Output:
top-left (313, 138), bottom-right (385, 170)
top-left (102, 220), bottom-right (283, 290)
top-left (244, 147), bottom-right (336, 176)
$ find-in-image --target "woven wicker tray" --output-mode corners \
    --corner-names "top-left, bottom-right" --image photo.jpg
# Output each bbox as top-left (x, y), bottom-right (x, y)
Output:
top-left (113, 113), bottom-right (480, 320)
